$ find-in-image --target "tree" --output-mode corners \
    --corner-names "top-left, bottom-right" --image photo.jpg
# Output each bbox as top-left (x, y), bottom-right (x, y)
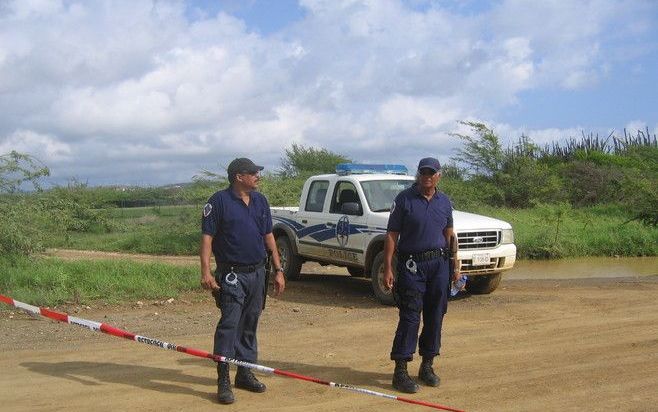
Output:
top-left (0, 151), bottom-right (50, 193)
top-left (0, 151), bottom-right (51, 255)
top-left (449, 124), bottom-right (565, 207)
top-left (451, 121), bottom-right (504, 177)
top-left (279, 144), bottom-right (351, 177)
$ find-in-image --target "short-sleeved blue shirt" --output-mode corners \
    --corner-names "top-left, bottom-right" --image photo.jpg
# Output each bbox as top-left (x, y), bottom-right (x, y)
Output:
top-left (201, 187), bottom-right (273, 265)
top-left (387, 184), bottom-right (453, 254)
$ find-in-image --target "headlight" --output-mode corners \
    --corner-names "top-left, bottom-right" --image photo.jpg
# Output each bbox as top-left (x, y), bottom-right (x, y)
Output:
top-left (501, 229), bottom-right (514, 244)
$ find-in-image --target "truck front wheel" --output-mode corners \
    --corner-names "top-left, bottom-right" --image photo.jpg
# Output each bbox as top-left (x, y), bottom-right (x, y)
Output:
top-left (466, 273), bottom-right (502, 294)
top-left (275, 235), bottom-right (302, 281)
top-left (371, 251), bottom-right (396, 306)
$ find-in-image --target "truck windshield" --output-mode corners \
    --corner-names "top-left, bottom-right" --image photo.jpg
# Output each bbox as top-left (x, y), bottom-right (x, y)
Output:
top-left (360, 180), bottom-right (414, 212)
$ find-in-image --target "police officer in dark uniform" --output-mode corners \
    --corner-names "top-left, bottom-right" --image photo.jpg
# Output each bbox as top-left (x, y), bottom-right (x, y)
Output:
top-left (383, 157), bottom-right (461, 393)
top-left (200, 157), bottom-right (285, 404)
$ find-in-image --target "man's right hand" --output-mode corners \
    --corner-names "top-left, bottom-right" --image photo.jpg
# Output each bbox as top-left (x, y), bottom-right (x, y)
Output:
top-left (383, 268), bottom-right (394, 290)
top-left (201, 272), bottom-right (220, 291)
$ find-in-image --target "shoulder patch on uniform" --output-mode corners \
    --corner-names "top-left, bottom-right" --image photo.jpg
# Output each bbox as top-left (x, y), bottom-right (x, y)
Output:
top-left (203, 203), bottom-right (212, 218)
top-left (390, 201), bottom-right (396, 213)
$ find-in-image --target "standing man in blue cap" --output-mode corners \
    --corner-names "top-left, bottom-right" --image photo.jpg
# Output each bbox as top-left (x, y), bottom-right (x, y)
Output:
top-left (200, 157), bottom-right (286, 404)
top-left (383, 157), bottom-right (461, 393)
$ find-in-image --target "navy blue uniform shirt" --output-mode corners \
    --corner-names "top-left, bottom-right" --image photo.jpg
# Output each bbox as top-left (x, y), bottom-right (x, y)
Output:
top-left (387, 184), bottom-right (453, 254)
top-left (201, 187), bottom-right (273, 265)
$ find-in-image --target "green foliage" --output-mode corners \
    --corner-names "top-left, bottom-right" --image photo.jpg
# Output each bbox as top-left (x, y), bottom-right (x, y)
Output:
top-left (471, 204), bottom-right (658, 259)
top-left (183, 178), bottom-right (228, 204)
top-left (440, 176), bottom-right (504, 210)
top-left (542, 131), bottom-right (614, 160)
top-left (440, 162), bottom-right (467, 180)
top-left (451, 125), bottom-right (565, 208)
top-left (620, 168), bottom-right (658, 226)
top-left (449, 123), bottom-right (657, 222)
top-left (2, 133), bottom-right (656, 263)
top-left (0, 151), bottom-right (53, 255)
top-left (49, 205), bottom-right (200, 255)
top-left (258, 173), bottom-right (308, 206)
top-left (451, 121), bottom-right (504, 177)
top-left (38, 182), bottom-right (114, 233)
top-left (497, 137), bottom-right (565, 207)
top-left (0, 255), bottom-right (198, 306)
top-left (561, 161), bottom-right (622, 206)
top-left (0, 151), bottom-right (50, 193)
top-left (0, 196), bottom-right (51, 255)
top-left (279, 143), bottom-right (351, 177)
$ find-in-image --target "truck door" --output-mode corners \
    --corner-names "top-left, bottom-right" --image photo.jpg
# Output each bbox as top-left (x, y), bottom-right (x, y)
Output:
top-left (324, 181), bottom-right (367, 266)
top-left (294, 180), bottom-right (331, 259)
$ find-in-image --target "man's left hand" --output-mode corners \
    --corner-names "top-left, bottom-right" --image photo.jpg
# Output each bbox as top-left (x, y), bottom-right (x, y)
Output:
top-left (273, 272), bottom-right (285, 295)
top-left (452, 268), bottom-right (461, 283)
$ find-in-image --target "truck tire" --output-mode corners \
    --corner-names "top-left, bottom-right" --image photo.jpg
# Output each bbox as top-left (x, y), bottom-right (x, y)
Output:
top-left (347, 266), bottom-right (365, 277)
top-left (466, 273), bottom-right (502, 294)
top-left (371, 251), bottom-right (396, 306)
top-left (276, 235), bottom-right (302, 281)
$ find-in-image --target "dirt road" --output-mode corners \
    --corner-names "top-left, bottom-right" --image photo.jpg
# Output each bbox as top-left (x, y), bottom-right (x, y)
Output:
top-left (1, 254), bottom-right (657, 411)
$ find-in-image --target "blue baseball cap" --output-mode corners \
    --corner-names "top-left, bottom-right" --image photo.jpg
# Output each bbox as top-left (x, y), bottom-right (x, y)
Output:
top-left (418, 157), bottom-right (441, 172)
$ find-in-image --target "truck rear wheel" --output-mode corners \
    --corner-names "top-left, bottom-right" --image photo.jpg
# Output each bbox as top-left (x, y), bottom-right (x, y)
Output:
top-left (371, 251), bottom-right (396, 306)
top-left (276, 235), bottom-right (302, 281)
top-left (466, 273), bottom-right (502, 294)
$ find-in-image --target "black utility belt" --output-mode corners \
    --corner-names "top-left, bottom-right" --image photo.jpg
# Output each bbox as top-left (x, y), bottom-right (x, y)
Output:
top-left (217, 260), bottom-right (266, 274)
top-left (399, 248), bottom-right (450, 262)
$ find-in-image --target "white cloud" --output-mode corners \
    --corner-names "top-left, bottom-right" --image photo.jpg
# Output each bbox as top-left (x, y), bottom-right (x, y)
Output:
top-left (378, 95), bottom-right (461, 131)
top-left (625, 120), bottom-right (647, 134)
top-left (0, 130), bottom-right (72, 162)
top-left (489, 0), bottom-right (647, 90)
top-left (0, 0), bottom-right (655, 185)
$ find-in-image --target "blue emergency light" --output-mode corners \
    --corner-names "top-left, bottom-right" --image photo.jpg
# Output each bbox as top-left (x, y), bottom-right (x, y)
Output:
top-left (335, 163), bottom-right (408, 175)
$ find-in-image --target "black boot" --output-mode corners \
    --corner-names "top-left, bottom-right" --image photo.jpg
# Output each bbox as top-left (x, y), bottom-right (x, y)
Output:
top-left (217, 362), bottom-right (235, 404)
top-left (235, 366), bottom-right (266, 393)
top-left (418, 357), bottom-right (440, 387)
top-left (392, 360), bottom-right (419, 393)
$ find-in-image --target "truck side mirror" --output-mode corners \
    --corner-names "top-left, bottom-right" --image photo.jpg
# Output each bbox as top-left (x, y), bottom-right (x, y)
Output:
top-left (341, 202), bottom-right (362, 216)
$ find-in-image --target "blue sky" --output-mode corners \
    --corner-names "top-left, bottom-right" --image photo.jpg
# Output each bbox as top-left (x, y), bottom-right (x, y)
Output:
top-left (1, 0), bottom-right (656, 186)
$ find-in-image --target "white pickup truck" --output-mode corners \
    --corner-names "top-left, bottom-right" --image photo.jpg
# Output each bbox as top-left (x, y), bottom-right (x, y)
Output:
top-left (271, 164), bottom-right (516, 305)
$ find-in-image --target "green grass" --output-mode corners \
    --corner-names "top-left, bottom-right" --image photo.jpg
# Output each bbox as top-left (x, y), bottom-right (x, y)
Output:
top-left (470, 204), bottom-right (658, 259)
top-left (47, 203), bottom-right (658, 259)
top-left (102, 204), bottom-right (199, 219)
top-left (0, 255), bottom-right (198, 307)
top-left (2, 203), bottom-right (656, 308)
top-left (51, 205), bottom-right (200, 255)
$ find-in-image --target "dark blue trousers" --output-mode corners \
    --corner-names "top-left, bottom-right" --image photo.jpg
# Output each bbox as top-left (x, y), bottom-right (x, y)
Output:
top-left (390, 256), bottom-right (450, 361)
top-left (213, 266), bottom-right (265, 362)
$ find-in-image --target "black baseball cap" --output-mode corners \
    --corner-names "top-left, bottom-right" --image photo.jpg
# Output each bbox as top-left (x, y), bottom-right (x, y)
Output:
top-left (227, 158), bottom-right (264, 179)
top-left (418, 157), bottom-right (441, 172)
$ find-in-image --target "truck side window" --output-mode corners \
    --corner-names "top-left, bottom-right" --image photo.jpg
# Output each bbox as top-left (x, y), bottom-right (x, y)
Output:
top-left (305, 180), bottom-right (329, 212)
top-left (330, 181), bottom-right (360, 214)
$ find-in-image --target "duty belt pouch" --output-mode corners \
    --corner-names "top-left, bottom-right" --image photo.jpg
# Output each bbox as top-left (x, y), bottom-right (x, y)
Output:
top-left (394, 285), bottom-right (423, 312)
top-left (211, 277), bottom-right (221, 309)
top-left (394, 262), bottom-right (423, 312)
top-left (212, 268), bottom-right (229, 309)
top-left (392, 284), bottom-right (401, 308)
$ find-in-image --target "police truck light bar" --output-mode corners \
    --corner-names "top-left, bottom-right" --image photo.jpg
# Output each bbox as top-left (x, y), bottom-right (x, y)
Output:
top-left (0, 293), bottom-right (464, 412)
top-left (336, 163), bottom-right (408, 175)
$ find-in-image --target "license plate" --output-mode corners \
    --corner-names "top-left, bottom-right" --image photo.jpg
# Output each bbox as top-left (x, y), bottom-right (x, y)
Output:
top-left (472, 253), bottom-right (490, 265)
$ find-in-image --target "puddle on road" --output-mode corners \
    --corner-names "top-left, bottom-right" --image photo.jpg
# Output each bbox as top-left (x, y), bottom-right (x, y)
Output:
top-left (506, 256), bottom-right (658, 280)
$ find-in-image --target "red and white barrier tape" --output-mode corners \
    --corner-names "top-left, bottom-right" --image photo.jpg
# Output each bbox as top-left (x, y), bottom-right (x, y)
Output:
top-left (0, 293), bottom-right (464, 412)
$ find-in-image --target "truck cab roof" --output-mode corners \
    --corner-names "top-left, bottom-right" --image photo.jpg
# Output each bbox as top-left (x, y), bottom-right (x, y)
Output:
top-left (307, 173), bottom-right (415, 182)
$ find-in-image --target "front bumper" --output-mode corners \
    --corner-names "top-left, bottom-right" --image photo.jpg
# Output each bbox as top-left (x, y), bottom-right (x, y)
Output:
top-left (457, 244), bottom-right (516, 276)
